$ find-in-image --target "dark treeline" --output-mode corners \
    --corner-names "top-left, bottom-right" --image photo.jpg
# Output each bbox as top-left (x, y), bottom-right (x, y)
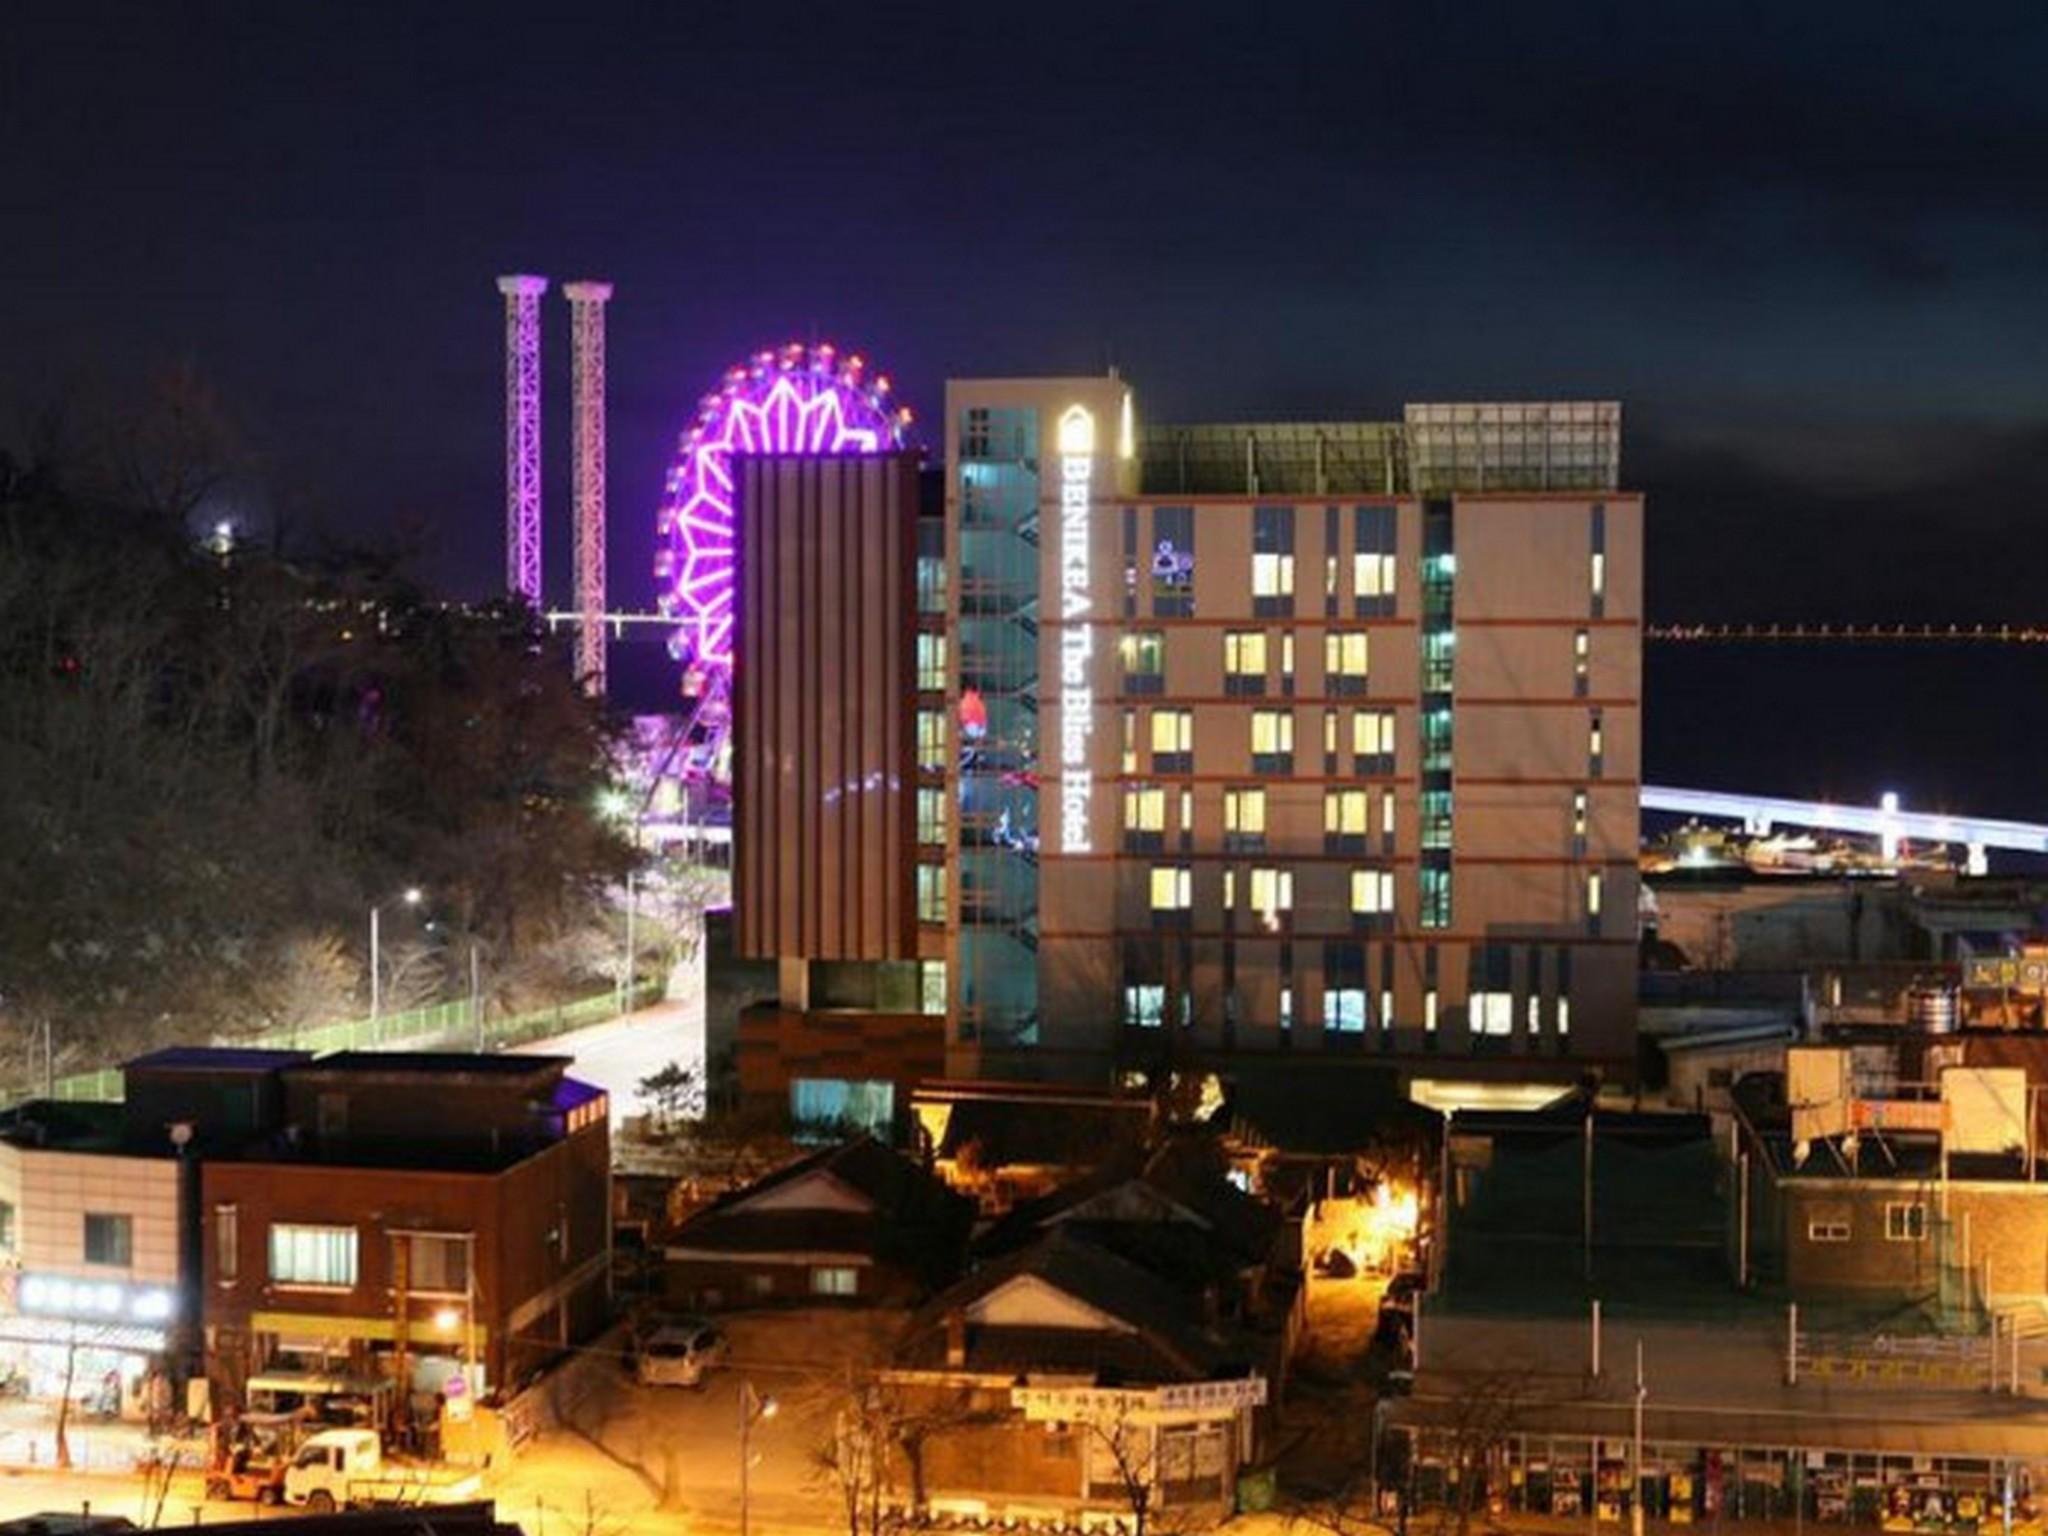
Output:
top-left (0, 389), bottom-right (638, 1086)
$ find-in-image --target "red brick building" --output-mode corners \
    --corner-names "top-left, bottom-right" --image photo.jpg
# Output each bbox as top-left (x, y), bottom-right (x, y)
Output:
top-left (174, 1053), bottom-right (609, 1406)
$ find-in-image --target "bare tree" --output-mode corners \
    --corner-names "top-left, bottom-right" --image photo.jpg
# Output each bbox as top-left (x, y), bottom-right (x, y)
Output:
top-left (813, 1375), bottom-right (1002, 1535)
top-left (1417, 1364), bottom-right (1546, 1536)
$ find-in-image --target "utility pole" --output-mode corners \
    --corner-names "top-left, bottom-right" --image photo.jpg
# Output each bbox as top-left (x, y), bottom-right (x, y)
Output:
top-left (1632, 1338), bottom-right (1646, 1536)
top-left (1583, 1107), bottom-right (1595, 1281)
top-left (621, 871), bottom-right (638, 1015)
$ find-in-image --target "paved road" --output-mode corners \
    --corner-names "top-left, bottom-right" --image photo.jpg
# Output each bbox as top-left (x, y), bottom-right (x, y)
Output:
top-left (515, 992), bottom-right (704, 1123)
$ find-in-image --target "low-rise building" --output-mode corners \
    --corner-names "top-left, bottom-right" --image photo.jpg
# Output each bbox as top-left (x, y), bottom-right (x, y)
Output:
top-left (0, 1101), bottom-right (183, 1416)
top-left (192, 1053), bottom-right (610, 1408)
top-left (886, 1230), bottom-right (1268, 1524)
top-left (662, 1137), bottom-right (972, 1311)
top-left (911, 1081), bottom-right (1152, 1214)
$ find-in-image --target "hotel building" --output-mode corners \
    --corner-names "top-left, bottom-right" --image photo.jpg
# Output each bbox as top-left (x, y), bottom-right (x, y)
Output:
top-left (734, 379), bottom-right (1641, 1123)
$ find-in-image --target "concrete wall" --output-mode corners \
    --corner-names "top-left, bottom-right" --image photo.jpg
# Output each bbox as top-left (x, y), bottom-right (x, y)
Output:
top-left (1780, 1178), bottom-right (2048, 1298)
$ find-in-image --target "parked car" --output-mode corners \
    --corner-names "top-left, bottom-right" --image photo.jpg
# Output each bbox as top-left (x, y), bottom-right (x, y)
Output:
top-left (636, 1318), bottom-right (728, 1387)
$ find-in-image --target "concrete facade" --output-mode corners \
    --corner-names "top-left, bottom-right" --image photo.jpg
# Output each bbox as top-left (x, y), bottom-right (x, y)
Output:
top-left (0, 1144), bottom-right (180, 1289)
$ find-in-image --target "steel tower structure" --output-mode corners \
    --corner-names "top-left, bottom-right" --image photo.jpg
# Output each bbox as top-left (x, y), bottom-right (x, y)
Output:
top-left (564, 280), bottom-right (613, 696)
top-left (496, 274), bottom-right (548, 608)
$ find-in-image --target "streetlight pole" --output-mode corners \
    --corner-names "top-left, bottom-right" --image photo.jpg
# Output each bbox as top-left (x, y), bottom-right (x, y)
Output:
top-left (370, 887), bottom-right (424, 1026)
top-left (740, 1379), bottom-right (777, 1536)
top-left (1632, 1338), bottom-right (1646, 1536)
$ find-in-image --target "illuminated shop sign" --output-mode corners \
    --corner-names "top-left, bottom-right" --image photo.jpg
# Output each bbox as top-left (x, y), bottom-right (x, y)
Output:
top-left (1056, 406), bottom-right (1095, 854)
top-left (18, 1273), bottom-right (175, 1324)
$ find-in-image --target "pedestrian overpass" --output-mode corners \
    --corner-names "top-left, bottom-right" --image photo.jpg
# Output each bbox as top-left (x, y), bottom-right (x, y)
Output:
top-left (1640, 786), bottom-right (2048, 875)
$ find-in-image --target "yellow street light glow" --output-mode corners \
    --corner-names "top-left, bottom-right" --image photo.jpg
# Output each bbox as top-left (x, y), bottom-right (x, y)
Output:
top-left (433, 1306), bottom-right (461, 1333)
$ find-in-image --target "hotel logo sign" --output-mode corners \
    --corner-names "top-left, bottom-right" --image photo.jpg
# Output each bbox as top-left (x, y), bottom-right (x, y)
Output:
top-left (1057, 405), bottom-right (1095, 854)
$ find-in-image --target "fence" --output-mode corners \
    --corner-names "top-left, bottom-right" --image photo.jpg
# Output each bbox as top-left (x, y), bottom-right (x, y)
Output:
top-left (40, 976), bottom-right (664, 1106)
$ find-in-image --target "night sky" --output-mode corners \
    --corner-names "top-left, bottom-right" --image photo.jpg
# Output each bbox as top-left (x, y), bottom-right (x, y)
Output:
top-left (8, 3), bottom-right (2048, 813)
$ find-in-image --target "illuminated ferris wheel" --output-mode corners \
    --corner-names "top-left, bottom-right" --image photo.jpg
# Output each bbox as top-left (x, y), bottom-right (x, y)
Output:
top-left (653, 342), bottom-right (911, 782)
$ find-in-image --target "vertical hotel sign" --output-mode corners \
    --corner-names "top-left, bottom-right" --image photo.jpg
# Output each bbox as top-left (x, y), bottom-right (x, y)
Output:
top-left (1057, 405), bottom-right (1095, 853)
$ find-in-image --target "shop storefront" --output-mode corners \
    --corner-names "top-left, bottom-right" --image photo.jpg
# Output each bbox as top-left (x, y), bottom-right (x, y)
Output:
top-left (0, 1317), bottom-right (168, 1420)
top-left (1398, 1427), bottom-right (2042, 1533)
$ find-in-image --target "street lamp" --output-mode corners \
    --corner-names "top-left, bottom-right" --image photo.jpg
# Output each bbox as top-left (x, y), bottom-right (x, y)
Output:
top-left (370, 887), bottom-right (425, 1024)
top-left (740, 1378), bottom-right (778, 1536)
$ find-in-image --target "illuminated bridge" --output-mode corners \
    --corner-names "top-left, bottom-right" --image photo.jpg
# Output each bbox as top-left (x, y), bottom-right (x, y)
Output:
top-left (1642, 786), bottom-right (2048, 874)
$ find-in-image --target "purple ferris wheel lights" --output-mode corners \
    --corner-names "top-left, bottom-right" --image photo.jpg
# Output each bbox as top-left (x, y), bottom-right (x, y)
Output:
top-left (656, 343), bottom-right (907, 674)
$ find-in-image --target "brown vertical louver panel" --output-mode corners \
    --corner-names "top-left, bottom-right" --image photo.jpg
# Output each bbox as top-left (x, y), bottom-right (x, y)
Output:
top-left (733, 452), bottom-right (921, 961)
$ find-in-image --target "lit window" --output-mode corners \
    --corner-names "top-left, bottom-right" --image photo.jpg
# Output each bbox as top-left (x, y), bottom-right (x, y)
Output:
top-left (916, 632), bottom-right (948, 692)
top-left (1354, 709), bottom-right (1396, 763)
top-left (1573, 629), bottom-right (1591, 696)
top-left (1472, 992), bottom-right (1513, 1036)
top-left (1420, 864), bottom-right (1451, 929)
top-left (1123, 984), bottom-right (1166, 1028)
top-left (1149, 866), bottom-right (1193, 911)
top-left (810, 1267), bottom-right (859, 1297)
top-left (916, 864), bottom-right (947, 924)
top-left (916, 710), bottom-right (948, 772)
top-left (916, 787), bottom-right (948, 846)
top-left (1224, 788), bottom-right (1267, 835)
top-left (1380, 988), bottom-right (1394, 1030)
top-left (269, 1224), bottom-right (358, 1288)
top-left (1124, 785), bottom-right (1166, 832)
top-left (1280, 986), bottom-right (1294, 1031)
top-left (1350, 868), bottom-right (1394, 915)
top-left (920, 960), bottom-right (946, 1015)
top-left (1573, 788), bottom-right (1589, 839)
top-left (1121, 630), bottom-right (1165, 688)
top-left (1121, 709), bottom-right (1137, 773)
top-left (1250, 710), bottom-right (1294, 755)
top-left (1325, 554), bottom-right (1340, 597)
top-left (1224, 631), bottom-right (1268, 677)
top-left (1424, 989), bottom-right (1439, 1034)
top-left (1325, 789), bottom-right (1369, 835)
top-left (1589, 712), bottom-right (1604, 765)
top-left (1325, 632), bottom-right (1369, 688)
top-left (1178, 787), bottom-right (1193, 832)
top-left (1527, 994), bottom-right (1541, 1034)
top-left (1247, 867), bottom-right (1293, 916)
top-left (1885, 1203), bottom-right (1927, 1242)
top-left (1591, 550), bottom-right (1607, 601)
top-left (1557, 996), bottom-right (1571, 1035)
top-left (1355, 550), bottom-right (1396, 598)
top-left (1150, 709), bottom-right (1193, 756)
top-left (1222, 868), bottom-right (1235, 907)
top-left (1381, 791), bottom-right (1396, 838)
top-left (1323, 709), bottom-right (1339, 755)
top-left (1587, 870), bottom-right (1603, 917)
top-left (1327, 988), bottom-right (1367, 1033)
top-left (1252, 552), bottom-right (1295, 598)
top-left (1280, 631), bottom-right (1295, 678)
